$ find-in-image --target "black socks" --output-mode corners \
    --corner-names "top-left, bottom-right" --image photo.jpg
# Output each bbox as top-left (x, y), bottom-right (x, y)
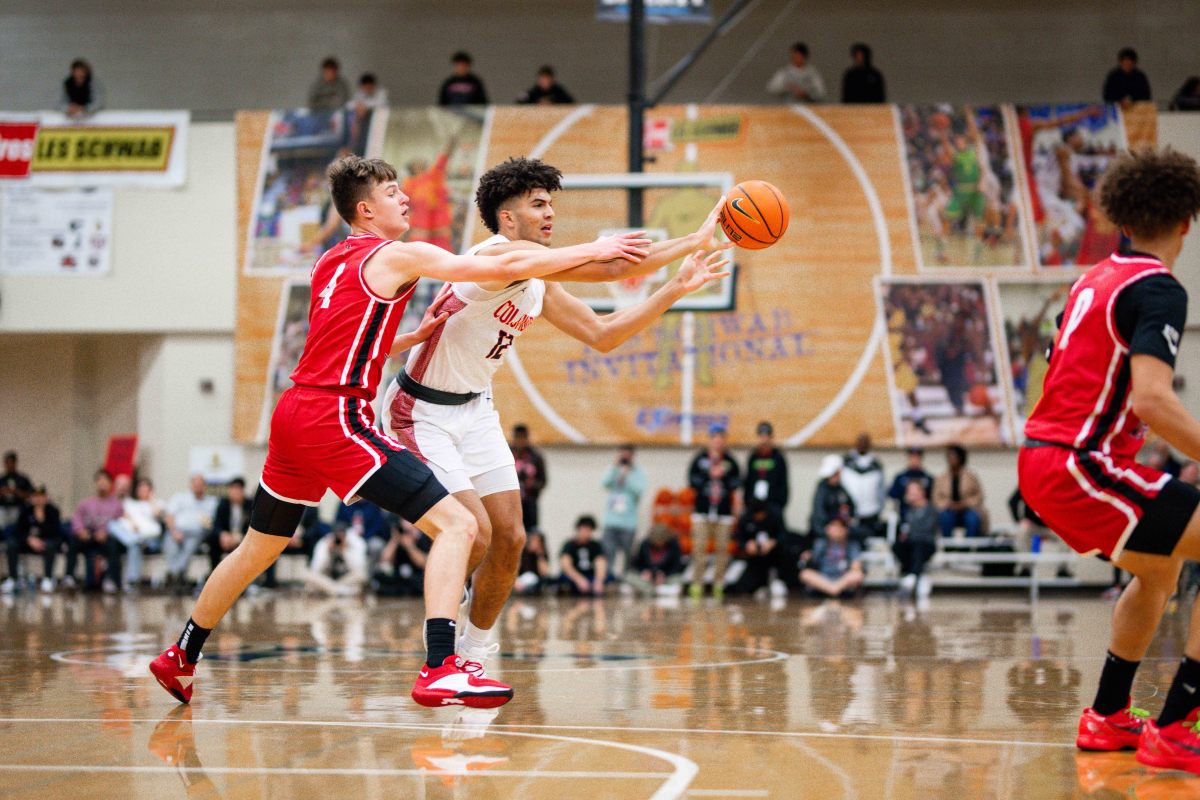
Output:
top-left (1093, 651), bottom-right (1140, 716)
top-left (1159, 656), bottom-right (1200, 727)
top-left (177, 618), bottom-right (211, 665)
top-left (425, 618), bottom-right (457, 668)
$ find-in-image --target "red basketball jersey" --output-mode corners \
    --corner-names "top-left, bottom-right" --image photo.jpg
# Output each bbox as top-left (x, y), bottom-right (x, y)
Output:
top-left (289, 234), bottom-right (416, 400)
top-left (1025, 252), bottom-right (1174, 459)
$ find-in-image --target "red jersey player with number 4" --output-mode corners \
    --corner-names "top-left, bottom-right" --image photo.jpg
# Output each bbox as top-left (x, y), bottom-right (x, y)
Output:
top-left (1018, 148), bottom-right (1200, 772)
top-left (148, 156), bottom-right (651, 709)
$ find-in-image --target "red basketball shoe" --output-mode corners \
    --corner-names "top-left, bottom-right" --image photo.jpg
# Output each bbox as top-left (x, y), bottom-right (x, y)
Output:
top-left (412, 655), bottom-right (513, 709)
top-left (1076, 702), bottom-right (1149, 751)
top-left (1137, 711), bottom-right (1200, 774)
top-left (149, 646), bottom-right (199, 705)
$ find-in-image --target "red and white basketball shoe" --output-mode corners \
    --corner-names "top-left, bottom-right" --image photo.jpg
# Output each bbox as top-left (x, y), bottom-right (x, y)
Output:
top-left (1136, 710), bottom-right (1200, 774)
top-left (149, 646), bottom-right (199, 705)
top-left (1076, 702), bottom-right (1149, 751)
top-left (412, 655), bottom-right (513, 709)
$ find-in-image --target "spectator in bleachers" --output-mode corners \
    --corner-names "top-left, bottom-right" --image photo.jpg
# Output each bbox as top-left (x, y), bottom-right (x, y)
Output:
top-left (291, 506), bottom-right (328, 561)
top-left (895, 481), bottom-right (937, 599)
top-left (1181, 461), bottom-right (1199, 488)
top-left (1170, 77), bottom-right (1200, 112)
top-left (728, 502), bottom-right (793, 597)
top-left (438, 51), bottom-right (489, 106)
top-left (348, 72), bottom-right (388, 112)
top-left (335, 498), bottom-right (390, 562)
top-left (1102, 47), bottom-right (1152, 106)
top-left (601, 443), bottom-right (646, 577)
top-left (372, 519), bottom-right (428, 597)
top-left (888, 447), bottom-right (934, 521)
top-left (560, 515), bottom-right (608, 597)
top-left (59, 58), bottom-right (104, 118)
top-left (810, 454), bottom-right (855, 540)
top-left (766, 42), bottom-right (825, 103)
top-left (518, 65), bottom-right (575, 105)
top-left (625, 523), bottom-right (685, 597)
top-left (0, 451), bottom-right (33, 531)
top-left (66, 469), bottom-right (123, 592)
top-left (511, 424), bottom-right (547, 530)
top-left (347, 73), bottom-right (387, 152)
top-left (309, 57), bottom-right (351, 112)
top-left (744, 421), bottom-right (789, 516)
top-left (800, 515), bottom-right (864, 598)
top-left (162, 473), bottom-right (217, 591)
top-left (932, 444), bottom-right (987, 537)
top-left (841, 433), bottom-right (886, 538)
top-left (305, 521), bottom-right (368, 596)
top-left (209, 477), bottom-right (251, 574)
top-left (514, 529), bottom-right (551, 596)
top-left (1144, 438), bottom-right (1182, 477)
top-left (841, 43), bottom-right (885, 104)
top-left (687, 423), bottom-right (741, 598)
top-left (3, 485), bottom-right (61, 594)
top-left (107, 477), bottom-right (163, 592)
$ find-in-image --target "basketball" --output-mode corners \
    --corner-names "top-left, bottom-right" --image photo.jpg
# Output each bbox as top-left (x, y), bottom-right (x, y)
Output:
top-left (969, 383), bottom-right (991, 409)
top-left (719, 180), bottom-right (789, 250)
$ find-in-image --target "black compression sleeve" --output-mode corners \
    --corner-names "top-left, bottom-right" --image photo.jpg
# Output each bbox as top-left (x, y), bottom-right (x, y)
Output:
top-left (1113, 274), bottom-right (1188, 368)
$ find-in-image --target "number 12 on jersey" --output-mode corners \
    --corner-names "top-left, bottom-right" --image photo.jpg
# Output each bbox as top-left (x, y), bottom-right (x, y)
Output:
top-left (486, 331), bottom-right (515, 360)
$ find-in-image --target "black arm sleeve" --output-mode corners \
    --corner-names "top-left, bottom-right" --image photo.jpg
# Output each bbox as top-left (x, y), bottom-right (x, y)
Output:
top-left (1113, 274), bottom-right (1188, 369)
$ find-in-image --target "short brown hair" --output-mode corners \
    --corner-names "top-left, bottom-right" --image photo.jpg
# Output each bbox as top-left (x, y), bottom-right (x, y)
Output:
top-left (328, 155), bottom-right (397, 224)
top-left (1100, 147), bottom-right (1200, 239)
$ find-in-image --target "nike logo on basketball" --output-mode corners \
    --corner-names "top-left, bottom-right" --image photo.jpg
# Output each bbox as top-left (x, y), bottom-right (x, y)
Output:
top-left (731, 197), bottom-right (759, 223)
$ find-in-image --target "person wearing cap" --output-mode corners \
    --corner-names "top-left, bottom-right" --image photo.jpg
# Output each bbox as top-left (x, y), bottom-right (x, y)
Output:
top-left (841, 433), bottom-right (886, 539)
top-left (809, 454), bottom-right (856, 541)
top-left (799, 514), bottom-right (864, 598)
top-left (686, 423), bottom-right (741, 598)
top-left (888, 447), bottom-right (934, 520)
top-left (744, 421), bottom-right (789, 517)
top-left (3, 484), bottom-right (62, 594)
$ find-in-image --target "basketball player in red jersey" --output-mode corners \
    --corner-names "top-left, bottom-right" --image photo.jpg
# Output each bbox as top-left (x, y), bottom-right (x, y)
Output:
top-left (384, 158), bottom-right (730, 682)
top-left (149, 155), bottom-right (651, 709)
top-left (1017, 148), bottom-right (1200, 771)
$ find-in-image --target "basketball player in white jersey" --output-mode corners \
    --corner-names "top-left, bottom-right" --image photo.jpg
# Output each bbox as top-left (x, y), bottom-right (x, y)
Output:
top-left (384, 157), bottom-right (729, 684)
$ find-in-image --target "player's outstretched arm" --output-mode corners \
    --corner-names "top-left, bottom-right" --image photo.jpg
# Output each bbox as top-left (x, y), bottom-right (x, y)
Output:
top-left (544, 197), bottom-right (732, 283)
top-left (377, 235), bottom-right (651, 288)
top-left (388, 290), bottom-right (451, 358)
top-left (542, 249), bottom-right (731, 353)
top-left (1131, 355), bottom-right (1200, 461)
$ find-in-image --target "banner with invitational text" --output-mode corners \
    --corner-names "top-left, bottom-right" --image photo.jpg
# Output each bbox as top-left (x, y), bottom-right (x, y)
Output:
top-left (232, 102), bottom-right (1157, 447)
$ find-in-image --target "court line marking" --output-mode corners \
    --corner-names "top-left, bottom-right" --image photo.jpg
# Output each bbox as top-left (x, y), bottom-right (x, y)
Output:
top-left (0, 718), bottom-right (698, 800)
top-left (687, 792), bottom-right (768, 798)
top-left (785, 105), bottom-right (892, 447)
top-left (0, 716), bottom-right (1077, 751)
top-left (0, 765), bottom-right (669, 779)
top-left (48, 644), bottom-right (790, 674)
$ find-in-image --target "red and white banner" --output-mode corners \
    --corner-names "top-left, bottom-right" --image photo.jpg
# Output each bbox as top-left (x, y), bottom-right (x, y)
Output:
top-left (0, 122), bottom-right (38, 179)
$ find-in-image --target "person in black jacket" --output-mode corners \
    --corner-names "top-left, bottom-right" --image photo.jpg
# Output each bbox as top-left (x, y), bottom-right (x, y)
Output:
top-left (810, 454), bottom-right (857, 540)
top-left (744, 421), bottom-right (789, 515)
top-left (208, 478), bottom-right (252, 573)
top-left (728, 502), bottom-right (795, 596)
top-left (888, 447), bottom-right (934, 520)
top-left (518, 65), bottom-right (575, 105)
top-left (841, 43), bottom-right (886, 104)
top-left (687, 423), bottom-right (741, 598)
top-left (625, 524), bottom-right (685, 596)
top-left (3, 485), bottom-right (62, 593)
top-left (438, 51), bottom-right (489, 106)
top-left (1102, 47), bottom-right (1152, 106)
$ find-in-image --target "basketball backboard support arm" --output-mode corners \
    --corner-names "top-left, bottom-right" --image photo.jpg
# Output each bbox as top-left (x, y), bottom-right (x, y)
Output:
top-left (626, 0), bottom-right (755, 227)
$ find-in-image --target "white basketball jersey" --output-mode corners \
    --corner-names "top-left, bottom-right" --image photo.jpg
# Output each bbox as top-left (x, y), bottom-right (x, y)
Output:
top-left (404, 234), bottom-right (545, 394)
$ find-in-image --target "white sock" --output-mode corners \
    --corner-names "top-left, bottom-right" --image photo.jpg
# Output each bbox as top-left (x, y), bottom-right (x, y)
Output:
top-left (460, 619), bottom-right (492, 652)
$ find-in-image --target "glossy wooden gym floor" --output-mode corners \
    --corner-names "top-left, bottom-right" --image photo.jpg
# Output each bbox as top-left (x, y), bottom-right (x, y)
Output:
top-left (2, 591), bottom-right (1199, 799)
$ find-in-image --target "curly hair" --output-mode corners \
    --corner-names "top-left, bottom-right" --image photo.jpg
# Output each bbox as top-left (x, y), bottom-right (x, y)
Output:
top-left (328, 155), bottom-right (397, 224)
top-left (1099, 147), bottom-right (1200, 239)
top-left (475, 157), bottom-right (563, 234)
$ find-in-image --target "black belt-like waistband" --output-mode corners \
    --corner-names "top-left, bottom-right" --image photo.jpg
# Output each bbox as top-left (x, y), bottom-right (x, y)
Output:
top-left (1022, 437), bottom-right (1074, 450)
top-left (396, 370), bottom-right (480, 406)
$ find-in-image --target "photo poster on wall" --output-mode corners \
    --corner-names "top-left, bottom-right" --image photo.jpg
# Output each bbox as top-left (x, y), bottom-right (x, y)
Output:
top-left (0, 184), bottom-right (113, 275)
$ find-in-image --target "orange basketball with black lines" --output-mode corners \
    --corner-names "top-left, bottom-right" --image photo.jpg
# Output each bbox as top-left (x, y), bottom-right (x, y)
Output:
top-left (719, 180), bottom-right (789, 250)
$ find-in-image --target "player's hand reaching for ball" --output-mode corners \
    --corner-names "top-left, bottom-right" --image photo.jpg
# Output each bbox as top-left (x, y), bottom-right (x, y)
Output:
top-left (673, 249), bottom-right (732, 294)
top-left (694, 196), bottom-right (736, 252)
top-left (592, 231), bottom-right (653, 263)
top-left (388, 297), bottom-right (450, 357)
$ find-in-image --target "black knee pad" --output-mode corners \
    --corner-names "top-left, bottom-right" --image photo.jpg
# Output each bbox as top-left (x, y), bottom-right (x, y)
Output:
top-left (250, 487), bottom-right (306, 537)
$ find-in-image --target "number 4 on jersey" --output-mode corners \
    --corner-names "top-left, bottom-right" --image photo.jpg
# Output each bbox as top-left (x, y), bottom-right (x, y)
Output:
top-left (319, 263), bottom-right (347, 309)
top-left (486, 331), bottom-right (515, 360)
